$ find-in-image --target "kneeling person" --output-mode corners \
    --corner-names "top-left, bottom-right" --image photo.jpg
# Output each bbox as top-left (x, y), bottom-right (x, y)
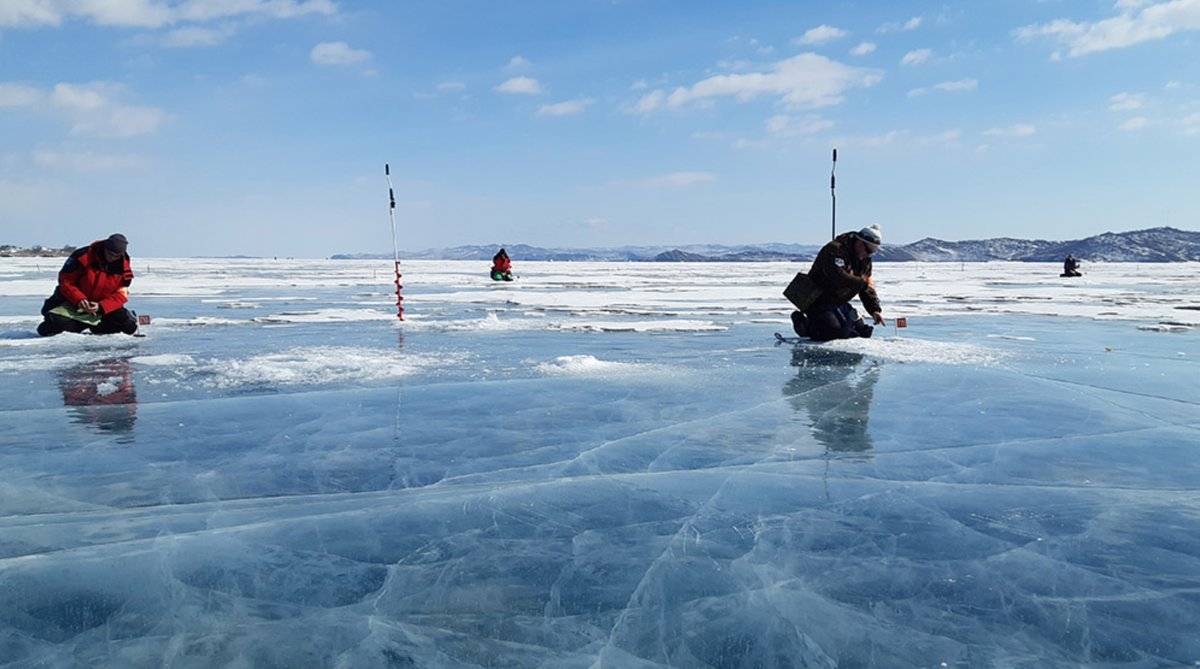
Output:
top-left (38, 233), bottom-right (138, 337)
top-left (794, 225), bottom-right (886, 341)
top-left (490, 247), bottom-right (514, 282)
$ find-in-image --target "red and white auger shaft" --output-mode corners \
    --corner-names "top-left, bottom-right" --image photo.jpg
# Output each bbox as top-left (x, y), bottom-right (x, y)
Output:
top-left (385, 163), bottom-right (404, 320)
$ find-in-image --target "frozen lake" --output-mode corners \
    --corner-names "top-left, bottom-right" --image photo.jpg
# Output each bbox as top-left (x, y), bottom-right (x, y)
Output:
top-left (1, 258), bottom-right (1197, 667)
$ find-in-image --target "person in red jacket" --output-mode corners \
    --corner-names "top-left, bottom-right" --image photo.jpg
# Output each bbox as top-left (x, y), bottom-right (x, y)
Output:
top-left (37, 233), bottom-right (138, 336)
top-left (490, 248), bottom-right (514, 281)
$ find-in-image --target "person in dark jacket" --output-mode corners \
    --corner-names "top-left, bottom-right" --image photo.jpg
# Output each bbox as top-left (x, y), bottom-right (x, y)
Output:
top-left (792, 225), bottom-right (885, 341)
top-left (37, 233), bottom-right (138, 336)
top-left (490, 248), bottom-right (514, 281)
top-left (1062, 254), bottom-right (1082, 277)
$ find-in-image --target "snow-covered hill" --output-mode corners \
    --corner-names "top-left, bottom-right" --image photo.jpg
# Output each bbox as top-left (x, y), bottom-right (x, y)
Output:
top-left (332, 227), bottom-right (1200, 262)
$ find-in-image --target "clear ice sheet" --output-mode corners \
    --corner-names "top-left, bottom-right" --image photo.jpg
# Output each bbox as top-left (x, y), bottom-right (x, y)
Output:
top-left (0, 259), bottom-right (1198, 668)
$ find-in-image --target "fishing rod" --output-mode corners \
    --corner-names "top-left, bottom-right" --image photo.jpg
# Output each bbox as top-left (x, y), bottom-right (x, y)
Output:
top-left (830, 148), bottom-right (837, 241)
top-left (385, 164), bottom-right (404, 320)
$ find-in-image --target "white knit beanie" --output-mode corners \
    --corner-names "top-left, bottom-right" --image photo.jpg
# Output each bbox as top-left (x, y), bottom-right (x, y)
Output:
top-left (857, 224), bottom-right (882, 246)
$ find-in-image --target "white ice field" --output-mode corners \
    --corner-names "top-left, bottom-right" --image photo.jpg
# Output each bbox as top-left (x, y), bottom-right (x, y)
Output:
top-left (0, 258), bottom-right (1197, 668)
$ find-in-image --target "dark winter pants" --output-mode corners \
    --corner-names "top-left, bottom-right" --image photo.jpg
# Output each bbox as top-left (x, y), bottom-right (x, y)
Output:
top-left (805, 304), bottom-right (872, 342)
top-left (37, 307), bottom-right (138, 336)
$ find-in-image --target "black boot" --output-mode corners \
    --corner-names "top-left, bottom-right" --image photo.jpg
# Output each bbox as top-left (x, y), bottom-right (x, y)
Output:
top-left (790, 311), bottom-right (809, 338)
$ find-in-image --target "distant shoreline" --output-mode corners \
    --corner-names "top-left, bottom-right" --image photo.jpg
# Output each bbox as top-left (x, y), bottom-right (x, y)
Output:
top-left (5, 226), bottom-right (1198, 262)
top-left (0, 245), bottom-right (75, 258)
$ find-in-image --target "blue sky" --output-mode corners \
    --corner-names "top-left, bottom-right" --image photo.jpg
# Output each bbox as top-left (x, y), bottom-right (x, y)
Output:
top-left (2, 1), bottom-right (1198, 257)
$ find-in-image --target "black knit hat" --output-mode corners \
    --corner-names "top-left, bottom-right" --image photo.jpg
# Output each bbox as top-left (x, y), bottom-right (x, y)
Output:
top-left (104, 233), bottom-right (128, 254)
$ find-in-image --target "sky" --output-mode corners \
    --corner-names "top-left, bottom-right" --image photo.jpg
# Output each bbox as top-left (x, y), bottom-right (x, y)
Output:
top-left (2, 0), bottom-right (1198, 258)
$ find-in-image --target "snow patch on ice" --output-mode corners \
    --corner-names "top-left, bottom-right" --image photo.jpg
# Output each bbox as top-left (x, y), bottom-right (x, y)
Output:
top-left (987, 334), bottom-right (1037, 342)
top-left (0, 316), bottom-right (37, 326)
top-left (254, 308), bottom-right (396, 323)
top-left (154, 316), bottom-right (246, 327)
top-left (207, 346), bottom-right (446, 388)
top-left (553, 319), bottom-right (726, 333)
top-left (473, 312), bottom-right (532, 331)
top-left (1137, 323), bottom-right (1193, 333)
top-left (132, 354), bottom-right (196, 366)
top-left (536, 355), bottom-right (666, 377)
top-left (822, 337), bottom-right (1006, 366)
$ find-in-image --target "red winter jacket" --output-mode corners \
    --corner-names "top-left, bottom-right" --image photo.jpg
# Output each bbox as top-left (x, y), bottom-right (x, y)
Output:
top-left (45, 241), bottom-right (134, 316)
top-left (491, 253), bottom-right (512, 273)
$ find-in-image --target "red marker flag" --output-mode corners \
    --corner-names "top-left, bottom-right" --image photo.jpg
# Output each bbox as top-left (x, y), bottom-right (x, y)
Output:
top-left (137, 314), bottom-right (151, 326)
top-left (895, 317), bottom-right (907, 328)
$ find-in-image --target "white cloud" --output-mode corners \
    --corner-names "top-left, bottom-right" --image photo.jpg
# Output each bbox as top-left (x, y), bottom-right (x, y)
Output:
top-left (71, 105), bottom-right (167, 137)
top-left (2, 82), bottom-right (168, 138)
top-left (633, 172), bottom-right (716, 188)
top-left (1119, 116), bottom-right (1148, 130)
top-left (65, 0), bottom-right (172, 28)
top-left (731, 137), bottom-right (768, 149)
top-left (631, 89), bottom-right (664, 114)
top-left (850, 42), bottom-right (876, 55)
top-left (179, 0), bottom-right (335, 22)
top-left (1182, 112), bottom-right (1200, 133)
top-left (495, 77), bottom-right (542, 94)
top-left (0, 83), bottom-right (43, 107)
top-left (32, 149), bottom-right (144, 171)
top-left (1109, 91), bottom-right (1146, 110)
top-left (911, 79), bottom-right (978, 96)
top-left (311, 42), bottom-right (372, 65)
top-left (983, 123), bottom-right (1037, 137)
top-left (878, 16), bottom-right (923, 33)
top-left (794, 25), bottom-right (848, 45)
top-left (0, 0), bottom-right (335, 28)
top-left (1014, 0), bottom-right (1200, 57)
top-left (765, 114), bottom-right (834, 136)
top-left (536, 98), bottom-right (595, 117)
top-left (835, 128), bottom-right (961, 148)
top-left (579, 217), bottom-right (607, 230)
top-left (161, 25), bottom-right (231, 47)
top-left (45, 82), bottom-right (167, 137)
top-left (506, 56), bottom-right (530, 71)
top-left (632, 53), bottom-right (881, 114)
top-left (935, 79), bottom-right (978, 92)
top-left (437, 81), bottom-right (466, 91)
top-left (1164, 80), bottom-right (1183, 89)
top-left (0, 1), bottom-right (63, 27)
top-left (901, 48), bottom-right (933, 65)
top-left (52, 83), bottom-right (109, 111)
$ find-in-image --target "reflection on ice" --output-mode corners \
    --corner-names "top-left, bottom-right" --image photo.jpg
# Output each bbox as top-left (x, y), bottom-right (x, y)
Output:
top-left (0, 259), bottom-right (1197, 666)
top-left (58, 357), bottom-right (137, 440)
top-left (784, 346), bottom-right (877, 454)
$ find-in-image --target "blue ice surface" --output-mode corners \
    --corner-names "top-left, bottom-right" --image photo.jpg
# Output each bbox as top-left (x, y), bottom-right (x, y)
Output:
top-left (0, 270), bottom-right (1198, 668)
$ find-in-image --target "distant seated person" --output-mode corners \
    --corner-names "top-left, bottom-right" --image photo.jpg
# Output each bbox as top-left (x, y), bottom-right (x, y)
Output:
top-left (490, 247), bottom-right (514, 281)
top-left (791, 225), bottom-right (885, 342)
top-left (37, 233), bottom-right (138, 337)
top-left (1062, 254), bottom-right (1082, 277)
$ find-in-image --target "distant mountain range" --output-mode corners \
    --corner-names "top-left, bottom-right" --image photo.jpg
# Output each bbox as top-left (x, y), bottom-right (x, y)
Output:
top-left (333, 227), bottom-right (1200, 263)
top-left (7, 227), bottom-right (1195, 262)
